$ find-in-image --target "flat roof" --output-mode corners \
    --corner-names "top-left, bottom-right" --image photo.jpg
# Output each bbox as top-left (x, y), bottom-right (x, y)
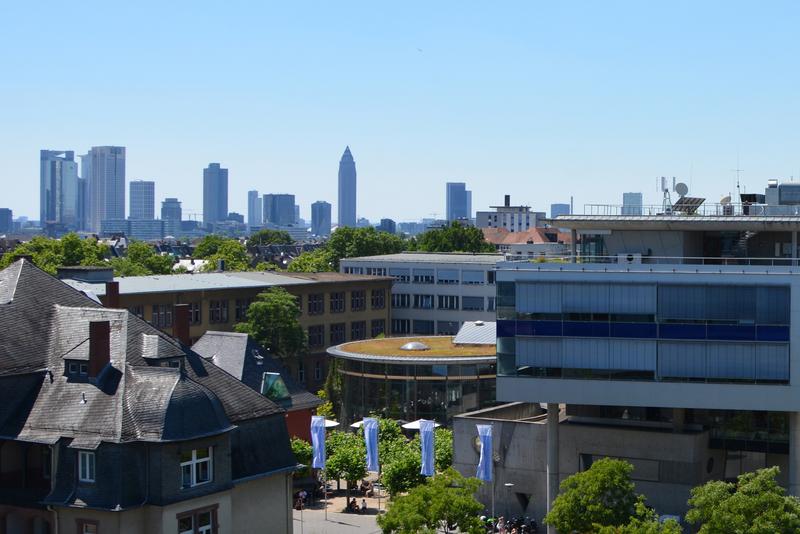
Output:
top-left (328, 336), bottom-right (496, 364)
top-left (551, 214), bottom-right (800, 232)
top-left (343, 252), bottom-right (504, 265)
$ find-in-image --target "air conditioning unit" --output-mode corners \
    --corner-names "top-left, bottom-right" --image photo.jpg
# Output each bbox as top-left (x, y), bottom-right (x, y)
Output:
top-left (617, 253), bottom-right (642, 264)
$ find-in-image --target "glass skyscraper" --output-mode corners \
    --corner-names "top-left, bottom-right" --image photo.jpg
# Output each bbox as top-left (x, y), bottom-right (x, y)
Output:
top-left (40, 150), bottom-right (79, 229)
top-left (129, 180), bottom-right (155, 220)
top-left (311, 200), bottom-right (332, 236)
top-left (83, 146), bottom-right (126, 232)
top-left (202, 163), bottom-right (228, 226)
top-left (446, 182), bottom-right (472, 222)
top-left (338, 146), bottom-right (357, 227)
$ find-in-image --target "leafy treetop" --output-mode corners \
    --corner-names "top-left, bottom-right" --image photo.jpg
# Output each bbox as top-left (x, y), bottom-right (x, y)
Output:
top-left (411, 221), bottom-right (495, 253)
top-left (234, 287), bottom-right (306, 360)
top-left (246, 229), bottom-right (294, 249)
top-left (0, 233), bottom-right (107, 275)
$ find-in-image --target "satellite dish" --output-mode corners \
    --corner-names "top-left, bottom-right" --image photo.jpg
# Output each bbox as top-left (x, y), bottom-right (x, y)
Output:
top-left (720, 196), bottom-right (731, 205)
top-left (675, 182), bottom-right (689, 197)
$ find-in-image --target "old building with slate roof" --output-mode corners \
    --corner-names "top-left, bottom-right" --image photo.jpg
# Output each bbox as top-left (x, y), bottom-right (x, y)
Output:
top-left (0, 259), bottom-right (296, 534)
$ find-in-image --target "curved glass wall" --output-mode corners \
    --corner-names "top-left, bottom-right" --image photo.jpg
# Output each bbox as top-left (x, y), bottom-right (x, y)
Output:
top-left (339, 358), bottom-right (496, 425)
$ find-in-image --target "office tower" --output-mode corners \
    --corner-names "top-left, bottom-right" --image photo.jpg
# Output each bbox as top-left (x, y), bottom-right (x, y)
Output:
top-left (338, 146), bottom-right (357, 227)
top-left (377, 218), bottom-right (396, 234)
top-left (446, 182), bottom-right (472, 221)
top-left (161, 197), bottom-right (182, 236)
top-left (84, 146), bottom-right (126, 232)
top-left (263, 194), bottom-right (296, 226)
top-left (247, 190), bottom-right (262, 226)
top-left (311, 201), bottom-right (332, 237)
top-left (40, 150), bottom-right (80, 229)
top-left (129, 180), bottom-right (155, 220)
top-left (622, 192), bottom-right (643, 215)
top-left (550, 203), bottom-right (571, 218)
top-left (202, 163), bottom-right (228, 226)
top-left (294, 205), bottom-right (300, 225)
top-left (0, 209), bottom-right (11, 233)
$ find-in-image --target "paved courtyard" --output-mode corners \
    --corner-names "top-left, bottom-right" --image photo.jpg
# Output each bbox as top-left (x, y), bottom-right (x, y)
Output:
top-left (293, 490), bottom-right (385, 534)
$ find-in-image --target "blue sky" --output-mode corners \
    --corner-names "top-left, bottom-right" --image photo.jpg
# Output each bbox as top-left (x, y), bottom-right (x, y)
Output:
top-left (3, 1), bottom-right (800, 222)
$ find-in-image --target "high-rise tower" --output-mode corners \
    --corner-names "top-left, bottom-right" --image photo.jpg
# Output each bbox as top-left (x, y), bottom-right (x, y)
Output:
top-left (202, 163), bottom-right (228, 227)
top-left (40, 150), bottom-right (80, 229)
top-left (446, 182), bottom-right (472, 222)
top-left (129, 180), bottom-right (155, 220)
top-left (247, 190), bottom-right (262, 226)
top-left (311, 201), bottom-right (332, 237)
top-left (337, 146), bottom-right (357, 227)
top-left (84, 146), bottom-right (126, 232)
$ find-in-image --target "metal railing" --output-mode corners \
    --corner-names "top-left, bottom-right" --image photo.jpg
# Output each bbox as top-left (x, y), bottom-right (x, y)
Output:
top-left (580, 203), bottom-right (800, 217)
top-left (502, 254), bottom-right (800, 267)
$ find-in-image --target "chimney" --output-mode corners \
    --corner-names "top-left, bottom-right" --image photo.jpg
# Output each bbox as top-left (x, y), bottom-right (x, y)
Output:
top-left (105, 281), bottom-right (120, 308)
top-left (88, 321), bottom-right (111, 377)
top-left (504, 195), bottom-right (510, 207)
top-left (172, 304), bottom-right (190, 346)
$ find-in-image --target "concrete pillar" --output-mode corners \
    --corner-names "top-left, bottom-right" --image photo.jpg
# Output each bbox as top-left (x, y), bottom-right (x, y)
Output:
top-left (570, 230), bottom-right (577, 263)
top-left (546, 403), bottom-right (559, 533)
top-left (790, 412), bottom-right (800, 497)
top-left (673, 408), bottom-right (686, 433)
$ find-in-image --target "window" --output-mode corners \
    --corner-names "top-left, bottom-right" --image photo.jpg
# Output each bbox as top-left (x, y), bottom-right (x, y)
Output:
top-left (462, 270), bottom-right (485, 285)
top-left (298, 361), bottom-right (305, 382)
top-left (80, 363), bottom-right (88, 375)
top-left (234, 298), bottom-right (252, 321)
top-left (129, 305), bottom-right (144, 318)
top-left (177, 506), bottom-right (218, 534)
top-left (152, 304), bottom-right (173, 328)
top-left (413, 294), bottom-right (434, 309)
top-left (188, 302), bottom-right (202, 325)
top-left (366, 267), bottom-right (386, 276)
top-left (351, 321), bottom-right (367, 340)
top-left (392, 293), bottom-right (410, 308)
top-left (487, 297), bottom-right (496, 311)
top-left (371, 319), bottom-right (386, 338)
top-left (437, 321), bottom-right (460, 335)
top-left (209, 300), bottom-right (228, 324)
top-left (436, 269), bottom-right (459, 285)
top-left (413, 320), bottom-right (435, 335)
top-left (371, 289), bottom-right (386, 309)
top-left (462, 296), bottom-right (485, 311)
top-left (392, 319), bottom-right (410, 334)
top-left (487, 271), bottom-right (496, 285)
top-left (351, 290), bottom-right (366, 311)
top-left (438, 295), bottom-right (459, 310)
top-left (308, 325), bottom-right (325, 348)
top-left (413, 269), bottom-right (434, 284)
top-left (78, 451), bottom-right (95, 482)
top-left (77, 520), bottom-right (98, 534)
top-left (180, 447), bottom-right (213, 489)
top-left (308, 293), bottom-right (324, 315)
top-left (389, 268), bottom-right (410, 283)
top-left (344, 266), bottom-right (363, 274)
top-left (330, 292), bottom-right (345, 313)
top-left (330, 323), bottom-right (346, 344)
top-left (314, 361), bottom-right (323, 381)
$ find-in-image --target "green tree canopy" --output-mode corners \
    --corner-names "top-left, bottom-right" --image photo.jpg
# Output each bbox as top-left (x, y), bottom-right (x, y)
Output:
top-left (377, 469), bottom-right (484, 534)
top-left (412, 221), bottom-right (494, 253)
top-left (545, 458), bottom-right (651, 533)
top-left (287, 248), bottom-right (334, 272)
top-left (246, 229), bottom-right (294, 249)
top-left (110, 240), bottom-right (174, 276)
top-left (325, 226), bottom-right (406, 270)
top-left (200, 239), bottom-right (250, 271)
top-left (686, 466), bottom-right (800, 533)
top-left (234, 287), bottom-right (306, 360)
top-left (0, 234), bottom-right (107, 275)
top-left (291, 437), bottom-right (313, 478)
top-left (325, 430), bottom-right (367, 500)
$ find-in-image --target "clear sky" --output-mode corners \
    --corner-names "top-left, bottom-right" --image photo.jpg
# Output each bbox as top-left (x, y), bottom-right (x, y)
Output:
top-left (3, 1), bottom-right (800, 222)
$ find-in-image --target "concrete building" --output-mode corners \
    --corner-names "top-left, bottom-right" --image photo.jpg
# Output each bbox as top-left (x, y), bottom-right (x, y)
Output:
top-left (40, 150), bottom-right (80, 230)
top-left (455, 206), bottom-right (800, 528)
top-left (0, 208), bottom-right (11, 234)
top-left (476, 195), bottom-right (545, 232)
top-left (61, 268), bottom-right (392, 395)
top-left (377, 218), bottom-right (396, 234)
top-left (341, 252), bottom-right (503, 335)
top-left (247, 190), bottom-right (262, 227)
top-left (550, 203), bottom-right (571, 218)
top-left (338, 146), bottom-right (357, 227)
top-left (129, 180), bottom-right (155, 220)
top-left (161, 197), bottom-right (182, 237)
top-left (202, 163), bottom-right (228, 227)
top-left (622, 192), bottom-right (643, 215)
top-left (446, 182), bottom-right (473, 222)
top-left (84, 146), bottom-right (126, 232)
top-left (311, 201), bottom-right (332, 237)
top-left (263, 194), bottom-right (296, 226)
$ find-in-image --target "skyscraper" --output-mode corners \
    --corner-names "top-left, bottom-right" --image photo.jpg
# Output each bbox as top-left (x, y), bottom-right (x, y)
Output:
top-left (550, 203), bottom-right (571, 218)
top-left (263, 194), bottom-right (296, 226)
top-left (161, 197), bottom-right (182, 237)
top-left (446, 182), bottom-right (472, 221)
top-left (84, 146), bottom-right (126, 232)
top-left (129, 180), bottom-right (155, 220)
top-left (203, 163), bottom-right (228, 227)
top-left (311, 201), bottom-right (332, 236)
top-left (40, 150), bottom-right (80, 229)
top-left (338, 146), bottom-right (357, 227)
top-left (0, 208), bottom-right (12, 234)
top-left (247, 190), bottom-right (262, 226)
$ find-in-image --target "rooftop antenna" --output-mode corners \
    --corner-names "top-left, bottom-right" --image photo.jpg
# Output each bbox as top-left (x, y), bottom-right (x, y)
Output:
top-left (660, 176), bottom-right (672, 214)
top-left (732, 155), bottom-right (743, 199)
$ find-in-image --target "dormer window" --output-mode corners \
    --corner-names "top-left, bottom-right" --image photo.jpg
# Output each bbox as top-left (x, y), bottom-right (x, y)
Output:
top-left (65, 360), bottom-right (89, 378)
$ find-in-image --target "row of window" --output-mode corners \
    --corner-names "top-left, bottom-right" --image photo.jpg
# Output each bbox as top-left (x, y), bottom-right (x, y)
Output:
top-left (297, 359), bottom-right (325, 383)
top-left (392, 319), bottom-right (463, 336)
top-left (391, 294), bottom-right (496, 312)
top-left (343, 266), bottom-right (497, 285)
top-left (78, 447), bottom-right (212, 489)
top-left (309, 319), bottom-right (387, 347)
top-left (307, 289), bottom-right (386, 315)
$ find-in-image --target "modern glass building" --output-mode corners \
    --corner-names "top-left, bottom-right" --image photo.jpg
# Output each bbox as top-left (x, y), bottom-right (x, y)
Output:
top-left (328, 335), bottom-right (496, 425)
top-left (338, 146), bottom-right (357, 227)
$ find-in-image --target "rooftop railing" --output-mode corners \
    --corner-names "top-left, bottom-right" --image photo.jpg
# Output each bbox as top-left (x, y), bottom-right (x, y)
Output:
top-left (502, 254), bottom-right (800, 267)
top-left (579, 203), bottom-right (800, 217)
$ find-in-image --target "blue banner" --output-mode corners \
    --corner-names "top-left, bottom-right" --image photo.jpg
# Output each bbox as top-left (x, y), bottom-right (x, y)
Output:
top-left (476, 424), bottom-right (492, 482)
top-left (311, 415), bottom-right (326, 469)
top-left (420, 419), bottom-right (435, 476)
top-left (363, 417), bottom-right (379, 472)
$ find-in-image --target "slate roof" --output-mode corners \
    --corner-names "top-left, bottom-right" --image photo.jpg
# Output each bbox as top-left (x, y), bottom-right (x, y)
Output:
top-left (0, 259), bottom-right (287, 446)
top-left (192, 331), bottom-right (321, 411)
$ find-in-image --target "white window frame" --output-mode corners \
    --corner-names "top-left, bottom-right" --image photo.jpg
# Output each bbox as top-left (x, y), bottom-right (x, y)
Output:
top-left (180, 447), bottom-right (213, 489)
top-left (78, 450), bottom-right (95, 482)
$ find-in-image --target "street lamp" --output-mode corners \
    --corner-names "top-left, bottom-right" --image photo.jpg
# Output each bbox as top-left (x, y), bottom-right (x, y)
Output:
top-left (504, 483), bottom-right (515, 518)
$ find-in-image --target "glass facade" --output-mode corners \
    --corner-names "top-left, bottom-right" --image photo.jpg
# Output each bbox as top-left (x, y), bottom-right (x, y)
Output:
top-left (339, 358), bottom-right (496, 425)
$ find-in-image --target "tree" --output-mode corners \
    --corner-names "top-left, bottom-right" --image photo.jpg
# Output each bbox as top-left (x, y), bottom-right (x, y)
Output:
top-left (192, 235), bottom-right (228, 258)
top-left (323, 357), bottom-right (343, 418)
top-left (315, 389), bottom-right (335, 418)
top-left (686, 467), bottom-right (800, 533)
top-left (288, 248), bottom-right (334, 272)
top-left (597, 501), bottom-right (682, 533)
top-left (545, 458), bottom-right (651, 533)
top-left (325, 226), bottom-right (406, 270)
top-left (291, 437), bottom-right (313, 478)
top-left (234, 288), bottom-right (306, 361)
top-left (0, 234), bottom-right (107, 275)
top-left (433, 427), bottom-right (454, 472)
top-left (381, 443), bottom-right (424, 497)
top-left (377, 469), bottom-right (484, 534)
top-left (412, 221), bottom-right (495, 253)
top-left (325, 430), bottom-right (367, 501)
top-left (246, 229), bottom-right (294, 249)
top-left (110, 240), bottom-right (174, 276)
top-left (200, 239), bottom-right (250, 271)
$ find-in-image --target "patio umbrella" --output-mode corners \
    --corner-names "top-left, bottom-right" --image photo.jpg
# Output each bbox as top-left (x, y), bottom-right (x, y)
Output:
top-left (401, 419), bottom-right (441, 430)
top-left (324, 419), bottom-right (340, 428)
